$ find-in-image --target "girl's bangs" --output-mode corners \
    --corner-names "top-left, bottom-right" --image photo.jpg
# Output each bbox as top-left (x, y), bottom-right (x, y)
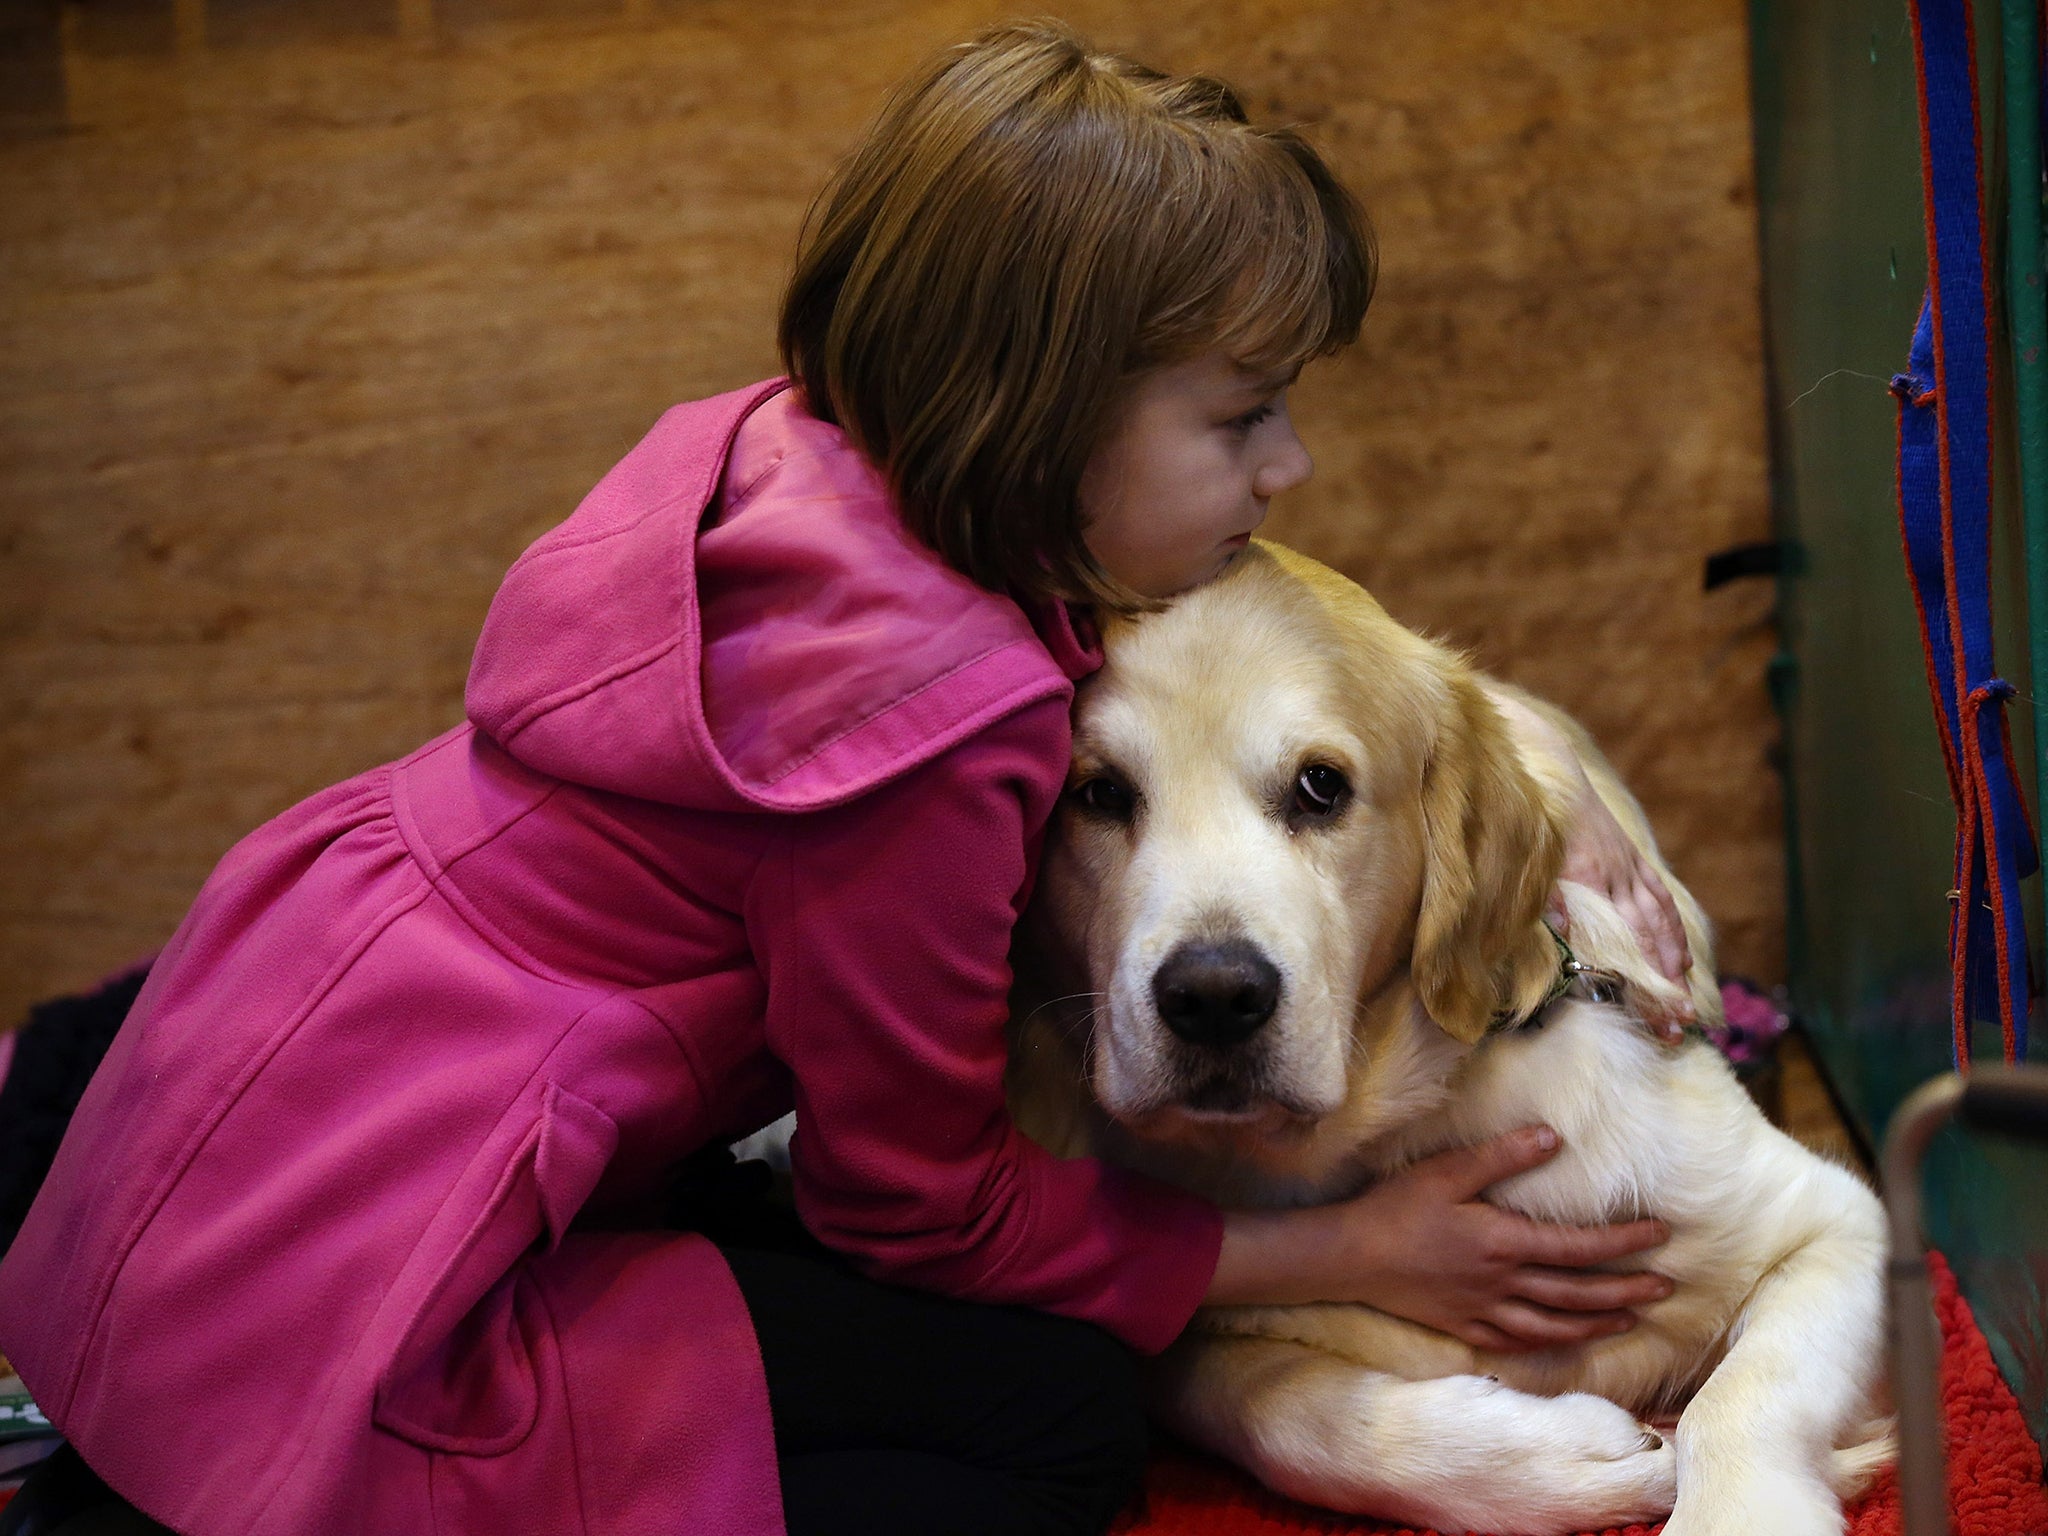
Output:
top-left (1211, 244), bottom-right (1341, 374)
top-left (1160, 134), bottom-right (1372, 374)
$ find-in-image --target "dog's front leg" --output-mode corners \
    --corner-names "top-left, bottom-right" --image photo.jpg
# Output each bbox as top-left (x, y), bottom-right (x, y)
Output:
top-left (1663, 1175), bottom-right (1891, 1536)
top-left (1148, 1333), bottom-right (1675, 1536)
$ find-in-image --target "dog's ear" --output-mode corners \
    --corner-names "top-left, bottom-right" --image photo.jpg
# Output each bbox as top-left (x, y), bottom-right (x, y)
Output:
top-left (1413, 672), bottom-right (1568, 1044)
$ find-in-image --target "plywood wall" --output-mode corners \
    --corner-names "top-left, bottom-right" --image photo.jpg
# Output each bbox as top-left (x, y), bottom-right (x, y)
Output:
top-left (0, 0), bottom-right (1780, 1032)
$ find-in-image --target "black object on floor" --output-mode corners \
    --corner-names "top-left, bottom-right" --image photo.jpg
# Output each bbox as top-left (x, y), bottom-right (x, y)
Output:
top-left (0, 967), bottom-right (147, 1258)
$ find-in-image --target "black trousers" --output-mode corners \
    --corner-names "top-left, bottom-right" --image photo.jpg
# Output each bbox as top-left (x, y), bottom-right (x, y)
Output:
top-left (674, 1150), bottom-right (1150, 1536)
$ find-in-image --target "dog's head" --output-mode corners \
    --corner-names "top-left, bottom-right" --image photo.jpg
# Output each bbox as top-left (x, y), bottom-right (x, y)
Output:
top-left (1027, 542), bottom-right (1567, 1145)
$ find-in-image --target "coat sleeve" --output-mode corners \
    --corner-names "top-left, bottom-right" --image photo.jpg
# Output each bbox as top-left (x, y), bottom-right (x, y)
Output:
top-left (742, 694), bottom-right (1224, 1355)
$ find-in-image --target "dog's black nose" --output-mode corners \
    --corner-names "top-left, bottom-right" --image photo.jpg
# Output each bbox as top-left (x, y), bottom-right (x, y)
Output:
top-left (1152, 940), bottom-right (1281, 1048)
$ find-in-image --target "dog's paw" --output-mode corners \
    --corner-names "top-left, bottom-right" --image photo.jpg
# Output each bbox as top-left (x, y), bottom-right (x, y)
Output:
top-left (1499, 1389), bottom-right (1679, 1533)
top-left (1660, 1461), bottom-right (1843, 1536)
top-left (1301, 1375), bottom-right (1677, 1535)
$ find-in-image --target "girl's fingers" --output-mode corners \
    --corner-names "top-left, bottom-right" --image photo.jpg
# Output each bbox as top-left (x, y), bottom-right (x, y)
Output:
top-left (1620, 883), bottom-right (1663, 969)
top-left (1428, 1126), bottom-right (1561, 1200)
top-left (1616, 883), bottom-right (1694, 1038)
top-left (1511, 1214), bottom-right (1670, 1269)
top-left (1457, 1321), bottom-right (1529, 1353)
top-left (1633, 870), bottom-right (1690, 982)
top-left (1488, 1300), bottom-right (1636, 1347)
top-left (1511, 1265), bottom-right (1675, 1313)
top-left (1628, 883), bottom-right (1696, 1035)
top-left (1643, 1008), bottom-right (1690, 1045)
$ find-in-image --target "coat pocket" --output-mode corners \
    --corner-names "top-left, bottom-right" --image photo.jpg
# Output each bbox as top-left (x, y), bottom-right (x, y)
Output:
top-left (373, 1081), bottom-right (618, 1455)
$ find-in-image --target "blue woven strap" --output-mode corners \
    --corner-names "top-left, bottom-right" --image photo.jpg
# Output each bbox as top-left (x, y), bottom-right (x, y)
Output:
top-left (1896, 0), bottom-right (2038, 1064)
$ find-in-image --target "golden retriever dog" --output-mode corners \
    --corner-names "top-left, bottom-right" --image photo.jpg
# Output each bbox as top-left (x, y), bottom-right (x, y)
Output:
top-left (1006, 541), bottom-right (1893, 1536)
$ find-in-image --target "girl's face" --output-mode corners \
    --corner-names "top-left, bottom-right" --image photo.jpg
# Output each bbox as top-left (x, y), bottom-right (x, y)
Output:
top-left (1079, 350), bottom-right (1314, 598)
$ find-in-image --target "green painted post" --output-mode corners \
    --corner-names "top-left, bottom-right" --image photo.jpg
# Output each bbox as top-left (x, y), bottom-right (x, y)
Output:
top-left (2007, 0), bottom-right (2048, 999)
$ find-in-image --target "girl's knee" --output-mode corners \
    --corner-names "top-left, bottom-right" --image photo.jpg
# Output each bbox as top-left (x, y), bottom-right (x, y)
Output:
top-left (1013, 1313), bottom-right (1151, 1472)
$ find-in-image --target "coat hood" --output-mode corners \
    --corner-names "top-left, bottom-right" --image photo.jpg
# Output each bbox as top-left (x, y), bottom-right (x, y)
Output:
top-left (466, 380), bottom-right (1097, 813)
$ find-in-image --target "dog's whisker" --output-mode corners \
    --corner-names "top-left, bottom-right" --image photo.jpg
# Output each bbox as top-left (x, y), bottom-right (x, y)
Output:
top-left (1055, 1003), bottom-right (1110, 1047)
top-left (1017, 990), bottom-right (1105, 1031)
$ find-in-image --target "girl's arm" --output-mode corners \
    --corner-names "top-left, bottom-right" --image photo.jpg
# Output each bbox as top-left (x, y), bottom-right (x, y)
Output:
top-left (745, 695), bottom-right (1223, 1355)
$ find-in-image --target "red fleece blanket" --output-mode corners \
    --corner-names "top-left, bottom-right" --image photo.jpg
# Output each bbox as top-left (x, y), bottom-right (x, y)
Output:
top-left (1112, 1252), bottom-right (2048, 1536)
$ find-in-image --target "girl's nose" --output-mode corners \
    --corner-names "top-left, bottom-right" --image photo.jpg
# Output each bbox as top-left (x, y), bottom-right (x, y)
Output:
top-left (1254, 423), bottom-right (1313, 499)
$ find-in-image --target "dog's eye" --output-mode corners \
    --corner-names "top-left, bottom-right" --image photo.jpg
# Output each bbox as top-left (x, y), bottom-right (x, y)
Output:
top-left (1070, 775), bottom-right (1136, 821)
top-left (1292, 764), bottom-right (1350, 819)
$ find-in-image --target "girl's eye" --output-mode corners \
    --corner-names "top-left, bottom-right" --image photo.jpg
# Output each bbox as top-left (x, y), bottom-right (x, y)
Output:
top-left (1228, 402), bottom-right (1277, 434)
top-left (1071, 775), bottom-right (1136, 822)
top-left (1291, 764), bottom-right (1350, 819)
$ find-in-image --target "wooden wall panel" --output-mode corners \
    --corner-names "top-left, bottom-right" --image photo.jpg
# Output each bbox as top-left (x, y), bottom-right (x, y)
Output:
top-left (0, 0), bottom-right (1779, 1031)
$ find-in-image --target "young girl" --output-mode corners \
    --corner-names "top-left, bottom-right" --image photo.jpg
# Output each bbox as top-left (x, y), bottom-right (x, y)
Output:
top-left (0, 23), bottom-right (1687, 1536)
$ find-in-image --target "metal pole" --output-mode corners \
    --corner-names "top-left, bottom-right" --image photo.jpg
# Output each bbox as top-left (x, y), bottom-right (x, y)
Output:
top-left (1882, 1074), bottom-right (1964, 1536)
top-left (1882, 1063), bottom-right (2048, 1536)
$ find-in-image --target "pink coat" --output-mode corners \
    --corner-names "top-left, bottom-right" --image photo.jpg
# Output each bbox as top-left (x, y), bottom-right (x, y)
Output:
top-left (0, 380), bottom-right (1224, 1536)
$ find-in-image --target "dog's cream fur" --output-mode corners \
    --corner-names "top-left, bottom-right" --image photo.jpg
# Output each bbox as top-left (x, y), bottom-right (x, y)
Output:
top-left (1007, 542), bottom-right (1892, 1536)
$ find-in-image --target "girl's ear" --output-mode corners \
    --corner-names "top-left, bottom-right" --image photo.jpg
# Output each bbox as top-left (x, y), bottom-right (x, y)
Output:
top-left (1412, 672), bottom-right (1568, 1043)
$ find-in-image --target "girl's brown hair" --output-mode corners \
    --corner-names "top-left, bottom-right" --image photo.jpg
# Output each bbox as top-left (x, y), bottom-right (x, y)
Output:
top-left (779, 20), bottom-right (1375, 613)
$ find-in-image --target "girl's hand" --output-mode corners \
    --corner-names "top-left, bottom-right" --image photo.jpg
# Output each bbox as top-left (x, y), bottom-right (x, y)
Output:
top-left (1479, 683), bottom-right (1692, 1039)
top-left (1551, 769), bottom-right (1694, 1041)
top-left (1207, 1128), bottom-right (1676, 1351)
top-left (1323, 1127), bottom-right (1674, 1350)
